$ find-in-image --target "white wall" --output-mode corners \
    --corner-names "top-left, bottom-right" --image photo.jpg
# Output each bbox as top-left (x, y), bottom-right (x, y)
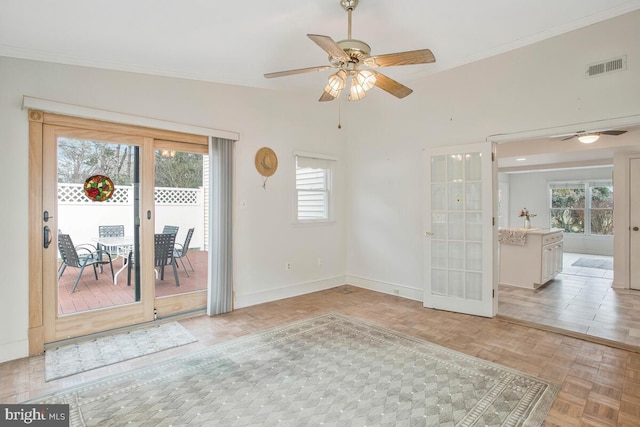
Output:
top-left (346, 10), bottom-right (640, 298)
top-left (506, 167), bottom-right (614, 255)
top-left (0, 58), bottom-right (348, 362)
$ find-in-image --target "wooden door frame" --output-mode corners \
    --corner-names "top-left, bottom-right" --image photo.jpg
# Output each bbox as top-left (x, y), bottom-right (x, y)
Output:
top-left (28, 110), bottom-right (208, 354)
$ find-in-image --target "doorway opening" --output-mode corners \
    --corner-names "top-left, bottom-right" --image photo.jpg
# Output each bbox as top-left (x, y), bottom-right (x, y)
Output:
top-left (494, 124), bottom-right (640, 351)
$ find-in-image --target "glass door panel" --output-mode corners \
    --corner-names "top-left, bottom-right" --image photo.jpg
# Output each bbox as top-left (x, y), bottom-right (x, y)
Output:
top-left (56, 137), bottom-right (141, 314)
top-left (153, 143), bottom-right (209, 316)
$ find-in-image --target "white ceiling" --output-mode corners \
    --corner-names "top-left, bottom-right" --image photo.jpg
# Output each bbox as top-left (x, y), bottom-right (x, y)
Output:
top-left (2, 0), bottom-right (640, 95)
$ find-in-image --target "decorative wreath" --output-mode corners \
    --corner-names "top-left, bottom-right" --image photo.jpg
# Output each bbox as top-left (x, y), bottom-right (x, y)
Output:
top-left (83, 174), bottom-right (115, 201)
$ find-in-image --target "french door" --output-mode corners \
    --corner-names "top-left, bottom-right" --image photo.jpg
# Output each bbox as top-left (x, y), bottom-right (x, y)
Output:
top-left (424, 142), bottom-right (497, 317)
top-left (38, 116), bottom-right (209, 343)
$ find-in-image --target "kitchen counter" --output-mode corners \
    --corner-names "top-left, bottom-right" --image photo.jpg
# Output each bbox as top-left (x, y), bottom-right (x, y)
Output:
top-left (499, 228), bottom-right (563, 288)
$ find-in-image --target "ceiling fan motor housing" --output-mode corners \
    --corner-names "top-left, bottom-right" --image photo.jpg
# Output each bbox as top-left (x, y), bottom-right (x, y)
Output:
top-left (331, 39), bottom-right (371, 68)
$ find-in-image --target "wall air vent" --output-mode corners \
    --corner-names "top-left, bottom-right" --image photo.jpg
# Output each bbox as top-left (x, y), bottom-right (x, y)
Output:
top-left (586, 55), bottom-right (626, 78)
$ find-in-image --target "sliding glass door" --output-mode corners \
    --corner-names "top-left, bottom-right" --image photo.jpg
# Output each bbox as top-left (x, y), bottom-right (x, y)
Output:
top-left (41, 123), bottom-right (210, 343)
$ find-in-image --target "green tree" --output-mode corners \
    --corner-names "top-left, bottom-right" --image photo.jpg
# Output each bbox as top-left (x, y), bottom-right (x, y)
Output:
top-left (550, 187), bottom-right (585, 233)
top-left (550, 185), bottom-right (613, 235)
top-left (58, 138), bottom-right (133, 185)
top-left (154, 152), bottom-right (203, 188)
top-left (57, 138), bottom-right (203, 188)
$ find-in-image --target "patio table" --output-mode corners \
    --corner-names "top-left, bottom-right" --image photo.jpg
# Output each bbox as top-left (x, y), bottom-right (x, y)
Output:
top-left (93, 236), bottom-right (133, 285)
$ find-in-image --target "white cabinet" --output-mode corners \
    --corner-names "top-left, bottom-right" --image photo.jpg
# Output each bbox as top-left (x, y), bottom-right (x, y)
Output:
top-left (499, 228), bottom-right (563, 289)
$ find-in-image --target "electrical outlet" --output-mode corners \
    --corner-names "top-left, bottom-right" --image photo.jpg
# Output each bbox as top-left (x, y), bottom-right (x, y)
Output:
top-left (393, 289), bottom-right (400, 295)
top-left (286, 262), bottom-right (292, 271)
top-left (317, 257), bottom-right (324, 265)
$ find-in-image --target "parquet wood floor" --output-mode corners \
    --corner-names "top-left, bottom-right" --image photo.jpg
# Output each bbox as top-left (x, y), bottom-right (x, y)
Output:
top-left (2, 284), bottom-right (640, 425)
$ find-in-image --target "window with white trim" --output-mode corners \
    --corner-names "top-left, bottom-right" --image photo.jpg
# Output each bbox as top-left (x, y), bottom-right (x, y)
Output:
top-left (295, 155), bottom-right (334, 222)
top-left (549, 180), bottom-right (613, 235)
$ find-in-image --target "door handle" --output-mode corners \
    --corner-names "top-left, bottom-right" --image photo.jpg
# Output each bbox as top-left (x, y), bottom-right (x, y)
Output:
top-left (43, 225), bottom-right (52, 249)
top-left (633, 226), bottom-right (639, 231)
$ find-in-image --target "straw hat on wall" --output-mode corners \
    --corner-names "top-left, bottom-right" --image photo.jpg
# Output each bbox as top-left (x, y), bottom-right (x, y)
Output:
top-left (255, 147), bottom-right (278, 177)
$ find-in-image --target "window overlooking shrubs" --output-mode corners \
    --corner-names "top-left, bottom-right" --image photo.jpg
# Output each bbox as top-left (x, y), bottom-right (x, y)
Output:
top-left (549, 181), bottom-right (613, 235)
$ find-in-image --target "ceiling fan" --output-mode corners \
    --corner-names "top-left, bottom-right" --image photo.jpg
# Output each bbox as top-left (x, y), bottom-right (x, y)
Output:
top-left (264, 0), bottom-right (435, 102)
top-left (555, 130), bottom-right (627, 144)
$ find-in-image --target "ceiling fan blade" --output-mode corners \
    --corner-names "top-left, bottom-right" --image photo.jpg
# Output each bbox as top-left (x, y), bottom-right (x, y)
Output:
top-left (307, 34), bottom-right (349, 61)
top-left (601, 130), bottom-right (627, 136)
top-left (560, 135), bottom-right (577, 141)
top-left (372, 71), bottom-right (413, 98)
top-left (366, 49), bottom-right (435, 68)
top-left (319, 90), bottom-right (336, 102)
top-left (264, 65), bottom-right (332, 79)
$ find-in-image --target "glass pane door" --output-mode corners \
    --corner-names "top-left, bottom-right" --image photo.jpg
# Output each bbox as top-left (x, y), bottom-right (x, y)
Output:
top-left (424, 143), bottom-right (495, 317)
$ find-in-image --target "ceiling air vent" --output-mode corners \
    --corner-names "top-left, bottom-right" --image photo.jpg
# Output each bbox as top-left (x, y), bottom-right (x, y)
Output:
top-left (586, 55), bottom-right (626, 78)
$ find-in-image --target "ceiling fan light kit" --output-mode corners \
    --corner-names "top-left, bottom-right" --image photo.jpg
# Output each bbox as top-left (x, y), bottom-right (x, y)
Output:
top-left (557, 129), bottom-right (627, 143)
top-left (577, 133), bottom-right (600, 144)
top-left (264, 0), bottom-right (435, 102)
top-left (349, 79), bottom-right (367, 100)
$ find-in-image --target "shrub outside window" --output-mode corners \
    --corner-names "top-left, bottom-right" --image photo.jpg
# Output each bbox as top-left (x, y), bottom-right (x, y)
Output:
top-left (549, 181), bottom-right (612, 235)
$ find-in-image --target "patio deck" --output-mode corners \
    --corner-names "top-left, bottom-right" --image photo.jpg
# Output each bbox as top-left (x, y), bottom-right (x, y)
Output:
top-left (57, 250), bottom-right (208, 315)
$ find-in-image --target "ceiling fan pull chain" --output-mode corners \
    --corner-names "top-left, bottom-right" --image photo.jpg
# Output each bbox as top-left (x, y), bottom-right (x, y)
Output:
top-left (338, 102), bottom-right (342, 129)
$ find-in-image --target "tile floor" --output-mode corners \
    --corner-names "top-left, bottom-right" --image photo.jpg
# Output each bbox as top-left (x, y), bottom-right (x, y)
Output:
top-left (499, 252), bottom-right (640, 350)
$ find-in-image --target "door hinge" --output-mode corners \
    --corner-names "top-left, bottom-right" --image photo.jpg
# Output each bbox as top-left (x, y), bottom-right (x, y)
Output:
top-left (491, 152), bottom-right (495, 161)
top-left (493, 289), bottom-right (495, 298)
top-left (492, 217), bottom-right (495, 226)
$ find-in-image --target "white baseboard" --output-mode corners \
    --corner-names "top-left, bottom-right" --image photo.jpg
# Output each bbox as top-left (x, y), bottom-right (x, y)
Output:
top-left (345, 275), bottom-right (423, 301)
top-left (612, 279), bottom-right (627, 289)
top-left (234, 275), bottom-right (423, 310)
top-left (234, 276), bottom-right (347, 309)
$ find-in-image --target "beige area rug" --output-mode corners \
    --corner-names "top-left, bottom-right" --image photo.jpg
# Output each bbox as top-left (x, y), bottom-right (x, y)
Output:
top-left (32, 313), bottom-right (557, 426)
top-left (45, 321), bottom-right (197, 381)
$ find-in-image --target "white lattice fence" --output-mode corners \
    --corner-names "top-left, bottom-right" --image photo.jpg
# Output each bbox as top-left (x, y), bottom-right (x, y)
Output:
top-left (59, 184), bottom-right (199, 205)
top-left (155, 187), bottom-right (199, 205)
top-left (57, 183), bottom-right (206, 250)
top-left (58, 183), bottom-right (130, 204)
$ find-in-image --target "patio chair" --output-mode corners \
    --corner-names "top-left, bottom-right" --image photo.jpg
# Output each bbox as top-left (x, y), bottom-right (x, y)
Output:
top-left (58, 233), bottom-right (114, 293)
top-left (127, 233), bottom-right (180, 287)
top-left (174, 227), bottom-right (195, 277)
top-left (98, 225), bottom-right (125, 271)
top-left (162, 225), bottom-right (179, 236)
